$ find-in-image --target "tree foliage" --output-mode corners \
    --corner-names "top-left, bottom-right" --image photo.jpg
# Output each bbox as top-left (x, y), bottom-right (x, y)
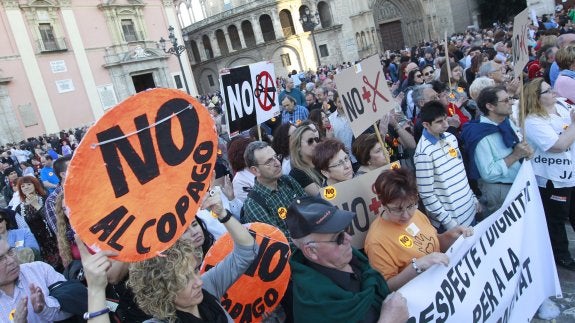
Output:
top-left (477, 0), bottom-right (527, 28)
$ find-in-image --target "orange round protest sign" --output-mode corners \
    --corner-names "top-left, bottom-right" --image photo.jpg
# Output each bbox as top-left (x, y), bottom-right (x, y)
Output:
top-left (201, 222), bottom-right (291, 322)
top-left (65, 88), bottom-right (217, 262)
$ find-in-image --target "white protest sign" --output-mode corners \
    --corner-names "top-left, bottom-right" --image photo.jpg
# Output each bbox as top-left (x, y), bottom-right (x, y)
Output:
top-left (334, 55), bottom-right (394, 137)
top-left (399, 161), bottom-right (561, 322)
top-left (320, 162), bottom-right (400, 248)
top-left (512, 8), bottom-right (531, 77)
top-left (220, 61), bottom-right (280, 136)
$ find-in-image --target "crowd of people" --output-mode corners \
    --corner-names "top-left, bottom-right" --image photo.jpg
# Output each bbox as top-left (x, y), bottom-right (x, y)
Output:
top-left (1, 7), bottom-right (575, 323)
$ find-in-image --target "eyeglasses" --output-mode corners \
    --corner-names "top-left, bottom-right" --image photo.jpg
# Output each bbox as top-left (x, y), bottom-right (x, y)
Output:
top-left (385, 201), bottom-right (418, 214)
top-left (0, 247), bottom-right (15, 268)
top-left (497, 97), bottom-right (512, 103)
top-left (255, 154), bottom-right (283, 167)
top-left (423, 71), bottom-right (434, 76)
top-left (328, 155), bottom-right (351, 168)
top-left (540, 88), bottom-right (552, 95)
top-left (305, 230), bottom-right (348, 246)
top-left (306, 137), bottom-right (320, 146)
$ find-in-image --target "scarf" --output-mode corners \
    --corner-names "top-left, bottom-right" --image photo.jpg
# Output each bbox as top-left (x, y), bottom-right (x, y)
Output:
top-left (461, 118), bottom-right (519, 180)
top-left (291, 248), bottom-right (388, 322)
top-left (175, 290), bottom-right (228, 323)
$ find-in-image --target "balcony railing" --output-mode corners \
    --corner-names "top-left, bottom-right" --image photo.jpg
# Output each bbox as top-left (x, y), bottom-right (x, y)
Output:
top-left (37, 38), bottom-right (67, 52)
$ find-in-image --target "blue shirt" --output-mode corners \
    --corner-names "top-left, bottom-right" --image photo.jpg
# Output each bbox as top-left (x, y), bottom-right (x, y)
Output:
top-left (40, 166), bottom-right (59, 194)
top-left (549, 61), bottom-right (559, 87)
top-left (8, 228), bottom-right (40, 251)
top-left (473, 116), bottom-right (522, 183)
top-left (279, 88), bottom-right (305, 106)
top-left (281, 105), bottom-right (309, 125)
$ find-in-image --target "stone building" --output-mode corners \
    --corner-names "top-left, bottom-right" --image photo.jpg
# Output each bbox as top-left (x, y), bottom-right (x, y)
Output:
top-left (0, 0), bottom-right (196, 143)
top-left (179, 0), bottom-right (480, 94)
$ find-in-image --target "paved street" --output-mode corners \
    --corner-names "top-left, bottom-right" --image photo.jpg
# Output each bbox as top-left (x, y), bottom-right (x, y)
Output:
top-left (533, 224), bottom-right (575, 323)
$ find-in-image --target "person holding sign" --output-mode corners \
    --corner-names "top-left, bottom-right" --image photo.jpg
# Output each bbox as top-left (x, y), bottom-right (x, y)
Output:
top-left (128, 190), bottom-right (258, 322)
top-left (522, 78), bottom-right (575, 271)
top-left (287, 196), bottom-right (409, 323)
top-left (364, 168), bottom-right (473, 290)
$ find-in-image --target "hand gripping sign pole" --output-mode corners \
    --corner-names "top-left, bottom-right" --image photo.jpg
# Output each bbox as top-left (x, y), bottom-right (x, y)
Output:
top-left (65, 88), bottom-right (218, 262)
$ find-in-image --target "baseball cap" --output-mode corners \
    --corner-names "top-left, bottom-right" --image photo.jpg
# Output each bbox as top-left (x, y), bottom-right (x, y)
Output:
top-left (286, 196), bottom-right (355, 239)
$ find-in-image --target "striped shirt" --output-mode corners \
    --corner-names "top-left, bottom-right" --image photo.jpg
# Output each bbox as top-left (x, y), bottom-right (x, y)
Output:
top-left (414, 129), bottom-right (477, 229)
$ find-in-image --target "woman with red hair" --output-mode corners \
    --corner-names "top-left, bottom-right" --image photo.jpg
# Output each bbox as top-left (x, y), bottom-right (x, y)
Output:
top-left (15, 176), bottom-right (62, 270)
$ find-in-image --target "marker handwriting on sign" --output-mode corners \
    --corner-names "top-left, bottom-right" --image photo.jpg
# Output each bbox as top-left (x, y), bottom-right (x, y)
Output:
top-left (90, 98), bottom-right (214, 253)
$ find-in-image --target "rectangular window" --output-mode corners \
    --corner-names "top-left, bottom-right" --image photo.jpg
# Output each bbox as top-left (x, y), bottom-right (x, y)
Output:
top-left (39, 23), bottom-right (57, 51)
top-left (319, 45), bottom-right (329, 57)
top-left (280, 53), bottom-right (291, 67)
top-left (174, 75), bottom-right (183, 89)
top-left (121, 19), bottom-right (138, 42)
top-left (208, 75), bottom-right (215, 87)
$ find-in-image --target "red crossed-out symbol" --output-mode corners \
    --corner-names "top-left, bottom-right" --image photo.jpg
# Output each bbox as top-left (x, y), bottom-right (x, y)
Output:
top-left (361, 71), bottom-right (389, 112)
top-left (254, 71), bottom-right (277, 111)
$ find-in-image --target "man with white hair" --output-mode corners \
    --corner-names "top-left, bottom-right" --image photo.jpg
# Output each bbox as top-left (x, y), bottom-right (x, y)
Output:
top-left (287, 196), bottom-right (408, 323)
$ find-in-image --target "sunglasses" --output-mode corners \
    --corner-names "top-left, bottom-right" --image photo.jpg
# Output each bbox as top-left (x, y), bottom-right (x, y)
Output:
top-left (415, 74), bottom-right (422, 78)
top-left (423, 71), bottom-right (434, 76)
top-left (305, 229), bottom-right (349, 246)
top-left (306, 137), bottom-right (320, 145)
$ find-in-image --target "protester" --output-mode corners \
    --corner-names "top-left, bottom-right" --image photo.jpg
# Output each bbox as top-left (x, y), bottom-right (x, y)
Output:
top-left (39, 155), bottom-right (59, 194)
top-left (289, 125), bottom-right (323, 196)
top-left (15, 176), bottom-right (61, 270)
top-left (281, 95), bottom-right (309, 125)
top-left (522, 78), bottom-right (575, 271)
top-left (241, 141), bottom-right (305, 244)
top-left (279, 78), bottom-right (305, 106)
top-left (462, 86), bottom-right (533, 217)
top-left (365, 168), bottom-right (473, 290)
top-left (313, 138), bottom-right (354, 186)
top-left (352, 133), bottom-right (390, 174)
top-left (329, 91), bottom-right (357, 167)
top-left (129, 190), bottom-right (258, 323)
top-left (44, 155), bottom-right (70, 236)
top-left (414, 101), bottom-right (480, 231)
top-left (226, 136), bottom-right (255, 202)
top-left (271, 123), bottom-right (296, 176)
top-left (554, 45), bottom-right (575, 102)
top-left (0, 208), bottom-right (39, 262)
top-left (308, 109), bottom-right (334, 139)
top-left (287, 196), bottom-right (409, 322)
top-left (0, 237), bottom-right (73, 322)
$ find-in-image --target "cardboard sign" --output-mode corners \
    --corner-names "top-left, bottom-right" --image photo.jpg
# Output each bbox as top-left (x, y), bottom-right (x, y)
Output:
top-left (220, 61), bottom-right (281, 137)
top-left (334, 55), bottom-right (394, 137)
top-left (512, 8), bottom-right (530, 77)
top-left (400, 161), bottom-right (561, 322)
top-left (65, 88), bottom-right (218, 262)
top-left (320, 163), bottom-right (396, 248)
top-left (201, 222), bottom-right (291, 322)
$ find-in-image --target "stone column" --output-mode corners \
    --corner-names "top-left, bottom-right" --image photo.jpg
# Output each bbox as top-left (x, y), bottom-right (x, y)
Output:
top-left (293, 12), bottom-right (304, 35)
top-left (210, 31), bottom-right (221, 57)
top-left (251, 16), bottom-right (264, 44)
top-left (224, 31), bottom-right (235, 52)
top-left (237, 25), bottom-right (246, 49)
top-left (270, 11), bottom-right (284, 39)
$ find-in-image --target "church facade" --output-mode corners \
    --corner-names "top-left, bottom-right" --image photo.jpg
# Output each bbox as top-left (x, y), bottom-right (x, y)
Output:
top-left (179, 0), bottom-right (481, 94)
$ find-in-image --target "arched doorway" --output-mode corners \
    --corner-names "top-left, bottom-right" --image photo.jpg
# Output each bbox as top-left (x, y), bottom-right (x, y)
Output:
top-left (372, 0), bottom-right (427, 50)
top-left (279, 9), bottom-right (296, 37)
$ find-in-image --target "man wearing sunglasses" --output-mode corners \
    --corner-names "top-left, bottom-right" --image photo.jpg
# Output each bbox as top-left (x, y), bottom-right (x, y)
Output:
top-left (287, 196), bottom-right (408, 323)
top-left (462, 86), bottom-right (533, 218)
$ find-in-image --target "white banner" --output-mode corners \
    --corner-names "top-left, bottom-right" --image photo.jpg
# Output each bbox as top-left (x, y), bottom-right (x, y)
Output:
top-left (399, 161), bottom-right (561, 322)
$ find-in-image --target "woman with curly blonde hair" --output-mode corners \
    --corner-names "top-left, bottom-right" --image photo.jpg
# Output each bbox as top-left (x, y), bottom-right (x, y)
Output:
top-left (128, 191), bottom-right (258, 322)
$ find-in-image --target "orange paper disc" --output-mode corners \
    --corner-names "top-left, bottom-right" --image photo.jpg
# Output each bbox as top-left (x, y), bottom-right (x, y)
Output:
top-left (65, 88), bottom-right (217, 262)
top-left (201, 222), bottom-right (291, 322)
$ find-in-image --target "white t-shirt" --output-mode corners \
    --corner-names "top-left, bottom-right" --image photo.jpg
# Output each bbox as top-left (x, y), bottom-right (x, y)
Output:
top-left (525, 103), bottom-right (575, 188)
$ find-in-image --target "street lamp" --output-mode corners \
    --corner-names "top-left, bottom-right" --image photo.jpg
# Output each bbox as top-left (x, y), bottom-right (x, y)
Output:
top-left (159, 25), bottom-right (190, 94)
top-left (299, 8), bottom-right (322, 67)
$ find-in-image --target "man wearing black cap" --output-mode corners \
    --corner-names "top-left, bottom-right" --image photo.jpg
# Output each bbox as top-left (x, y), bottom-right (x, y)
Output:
top-left (286, 196), bottom-right (408, 322)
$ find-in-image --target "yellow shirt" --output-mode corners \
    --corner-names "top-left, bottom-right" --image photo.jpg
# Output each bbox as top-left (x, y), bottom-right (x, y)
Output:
top-left (364, 210), bottom-right (440, 279)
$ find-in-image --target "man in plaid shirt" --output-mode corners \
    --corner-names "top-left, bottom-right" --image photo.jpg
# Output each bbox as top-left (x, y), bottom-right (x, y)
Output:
top-left (241, 141), bottom-right (305, 245)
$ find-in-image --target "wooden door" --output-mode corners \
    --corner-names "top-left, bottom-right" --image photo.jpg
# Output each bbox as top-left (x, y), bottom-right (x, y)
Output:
top-left (379, 21), bottom-right (404, 51)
